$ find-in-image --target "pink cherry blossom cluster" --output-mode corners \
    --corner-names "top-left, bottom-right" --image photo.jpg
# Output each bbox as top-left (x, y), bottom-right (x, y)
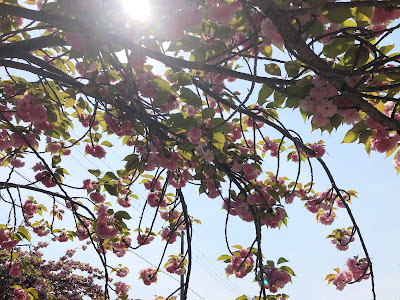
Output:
top-left (224, 249), bottom-right (254, 278)
top-left (262, 139), bottom-right (279, 157)
top-left (82, 178), bottom-right (99, 191)
top-left (115, 281), bottom-right (129, 296)
top-left (261, 266), bottom-right (291, 293)
top-left (136, 232), bottom-right (154, 246)
top-left (300, 76), bottom-right (362, 127)
top-left (85, 144), bottom-right (107, 158)
top-left (146, 191), bottom-right (167, 208)
top-left (372, 7), bottom-right (400, 25)
top-left (139, 267), bottom-right (157, 285)
top-left (12, 287), bottom-right (30, 300)
top-left (76, 219), bottom-right (90, 241)
top-left (94, 204), bottom-right (118, 240)
top-left (0, 245), bottom-right (105, 299)
top-left (194, 141), bottom-right (215, 164)
top-left (332, 257), bottom-right (370, 290)
top-left (165, 256), bottom-right (185, 275)
top-left (260, 18), bottom-right (283, 46)
top-left (110, 237), bottom-right (132, 257)
top-left (65, 32), bottom-right (85, 52)
top-left (14, 92), bottom-right (49, 127)
top-left (207, 0), bottom-right (242, 24)
top-left (222, 176), bottom-right (290, 227)
top-left (78, 113), bottom-right (100, 128)
top-left (103, 115), bottom-right (135, 137)
top-left (152, 0), bottom-right (205, 40)
top-left (75, 61), bottom-right (98, 77)
top-left (34, 171), bottom-right (56, 188)
top-left (117, 196), bottom-right (131, 208)
top-left (33, 224), bottom-right (50, 237)
top-left (169, 169), bottom-right (191, 189)
top-left (22, 199), bottom-right (37, 219)
top-left (328, 228), bottom-right (355, 251)
top-left (160, 227), bottom-right (178, 244)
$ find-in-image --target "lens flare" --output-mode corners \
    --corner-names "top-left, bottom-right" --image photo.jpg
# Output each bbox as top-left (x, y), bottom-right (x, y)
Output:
top-left (121, 0), bottom-right (150, 22)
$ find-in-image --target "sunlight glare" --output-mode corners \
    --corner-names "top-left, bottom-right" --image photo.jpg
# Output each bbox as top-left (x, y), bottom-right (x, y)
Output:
top-left (121, 0), bottom-right (151, 22)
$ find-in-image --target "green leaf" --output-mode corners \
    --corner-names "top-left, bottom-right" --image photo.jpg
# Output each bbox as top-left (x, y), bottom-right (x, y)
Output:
top-left (27, 288), bottom-right (38, 299)
top-left (89, 169), bottom-right (101, 177)
top-left (114, 211), bottom-right (132, 220)
top-left (324, 8), bottom-right (353, 23)
top-left (265, 63), bottom-right (281, 76)
top-left (126, 157), bottom-right (139, 172)
top-left (180, 87), bottom-right (202, 108)
top-left (258, 85), bottom-right (274, 105)
top-left (217, 255), bottom-right (232, 261)
top-left (342, 130), bottom-right (359, 143)
top-left (101, 141), bottom-right (113, 147)
top-left (18, 227), bottom-right (31, 242)
top-left (280, 265), bottom-right (296, 276)
top-left (213, 132), bottom-right (225, 151)
top-left (285, 61), bottom-right (302, 78)
top-left (209, 118), bottom-right (231, 133)
top-left (323, 37), bottom-right (354, 58)
top-left (277, 257), bottom-right (289, 264)
top-left (103, 171), bottom-right (119, 181)
top-left (231, 245), bottom-right (242, 250)
top-left (153, 91), bottom-right (171, 106)
top-left (104, 184), bottom-right (118, 196)
top-left (308, 20), bottom-right (324, 37)
top-left (325, 274), bottom-right (336, 280)
top-left (342, 121), bottom-right (367, 143)
top-left (202, 107), bottom-right (215, 119)
top-left (236, 296), bottom-right (248, 300)
top-left (151, 78), bottom-right (171, 92)
top-left (65, 98), bottom-right (76, 108)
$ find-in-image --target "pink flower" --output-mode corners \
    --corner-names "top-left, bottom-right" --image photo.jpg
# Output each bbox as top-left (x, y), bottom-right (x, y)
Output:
top-left (208, 2), bottom-right (240, 23)
top-left (187, 127), bottom-right (202, 144)
top-left (372, 7), bottom-right (400, 25)
top-left (9, 263), bottom-right (22, 277)
top-left (318, 211), bottom-right (335, 225)
top-left (311, 114), bottom-right (329, 127)
top-left (139, 267), bottom-right (157, 285)
top-left (95, 220), bottom-right (118, 240)
top-left (137, 233), bottom-right (154, 245)
top-left (316, 101), bottom-right (337, 118)
top-left (129, 52), bottom-right (147, 69)
top-left (117, 196), bottom-right (131, 208)
top-left (85, 144), bottom-right (106, 158)
top-left (57, 231), bottom-right (69, 242)
top-left (48, 142), bottom-right (62, 153)
top-left (65, 32), bottom-right (85, 52)
top-left (309, 143), bottom-right (325, 158)
top-left (116, 268), bottom-right (129, 278)
top-left (160, 227), bottom-right (178, 244)
top-left (90, 192), bottom-right (106, 204)
top-left (10, 158), bottom-right (25, 168)
top-left (261, 18), bottom-right (283, 46)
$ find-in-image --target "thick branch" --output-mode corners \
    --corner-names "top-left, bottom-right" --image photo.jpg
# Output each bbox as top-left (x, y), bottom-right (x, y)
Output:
top-left (0, 3), bottom-right (79, 31)
top-left (289, 1), bottom-right (399, 16)
top-left (0, 35), bottom-right (66, 57)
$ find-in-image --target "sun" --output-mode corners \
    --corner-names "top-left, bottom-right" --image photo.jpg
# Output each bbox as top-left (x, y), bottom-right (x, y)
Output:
top-left (121, 0), bottom-right (151, 22)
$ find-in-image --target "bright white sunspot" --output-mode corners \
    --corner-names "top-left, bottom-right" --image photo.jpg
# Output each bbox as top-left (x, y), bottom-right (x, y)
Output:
top-left (121, 0), bottom-right (150, 22)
